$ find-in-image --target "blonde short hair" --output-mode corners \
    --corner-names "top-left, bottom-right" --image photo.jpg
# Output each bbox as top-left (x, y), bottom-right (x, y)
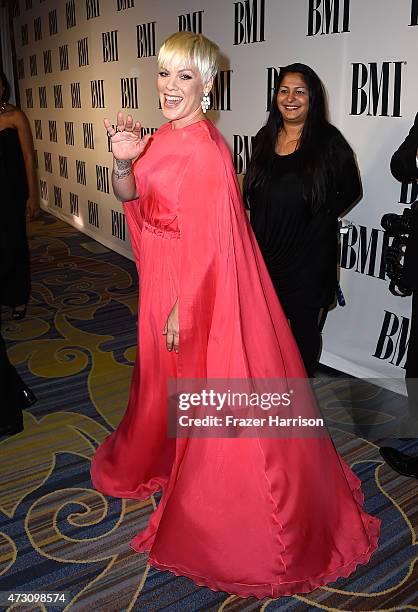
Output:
top-left (158, 32), bottom-right (219, 87)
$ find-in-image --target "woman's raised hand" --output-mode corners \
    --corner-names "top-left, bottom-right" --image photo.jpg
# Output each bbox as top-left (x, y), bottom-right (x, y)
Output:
top-left (104, 112), bottom-right (151, 161)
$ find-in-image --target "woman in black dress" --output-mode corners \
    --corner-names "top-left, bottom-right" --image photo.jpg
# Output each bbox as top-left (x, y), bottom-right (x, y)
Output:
top-left (244, 63), bottom-right (361, 376)
top-left (0, 70), bottom-right (39, 319)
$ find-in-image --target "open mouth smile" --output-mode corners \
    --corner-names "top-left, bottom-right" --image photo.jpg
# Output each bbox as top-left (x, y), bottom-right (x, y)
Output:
top-left (164, 95), bottom-right (183, 108)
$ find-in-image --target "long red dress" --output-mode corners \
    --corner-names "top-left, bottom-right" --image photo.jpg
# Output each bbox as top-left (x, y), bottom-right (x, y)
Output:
top-left (90, 119), bottom-right (380, 599)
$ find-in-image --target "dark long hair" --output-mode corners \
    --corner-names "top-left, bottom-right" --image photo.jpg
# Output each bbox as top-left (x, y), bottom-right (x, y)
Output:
top-left (243, 63), bottom-right (343, 212)
top-left (0, 71), bottom-right (11, 103)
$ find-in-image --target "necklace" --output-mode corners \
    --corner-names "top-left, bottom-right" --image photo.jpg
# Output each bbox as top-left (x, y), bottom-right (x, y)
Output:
top-left (0, 101), bottom-right (6, 114)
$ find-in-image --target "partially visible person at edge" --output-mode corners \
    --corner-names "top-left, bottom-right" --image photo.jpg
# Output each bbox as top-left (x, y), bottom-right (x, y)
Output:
top-left (90, 33), bottom-right (379, 599)
top-left (380, 112), bottom-right (418, 479)
top-left (244, 63), bottom-right (361, 376)
top-left (0, 70), bottom-right (39, 320)
top-left (0, 315), bottom-right (37, 437)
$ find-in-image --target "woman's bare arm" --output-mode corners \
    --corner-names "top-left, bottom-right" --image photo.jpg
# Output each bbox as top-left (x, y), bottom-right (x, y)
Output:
top-left (15, 109), bottom-right (39, 218)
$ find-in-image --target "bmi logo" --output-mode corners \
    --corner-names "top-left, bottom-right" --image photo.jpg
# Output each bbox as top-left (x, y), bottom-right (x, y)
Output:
top-left (233, 135), bottom-right (255, 174)
top-left (234, 0), bottom-right (265, 44)
top-left (71, 83), bottom-right (81, 108)
top-left (59, 155), bottom-right (68, 178)
top-left (39, 86), bottom-right (47, 108)
top-left (96, 165), bottom-right (109, 193)
top-left (340, 224), bottom-right (389, 279)
top-left (30, 55), bottom-right (37, 76)
top-left (373, 310), bottom-right (410, 368)
top-left (49, 120), bottom-right (58, 143)
top-left (210, 71), bottom-right (232, 111)
top-left (54, 85), bottom-right (63, 108)
top-left (54, 185), bottom-right (62, 208)
top-left (91, 80), bottom-right (105, 108)
top-left (70, 193), bottom-right (79, 217)
top-left (88, 201), bottom-right (99, 228)
top-left (26, 88), bottom-right (33, 108)
top-left (60, 45), bottom-right (69, 71)
top-left (44, 152), bottom-right (52, 173)
top-left (83, 123), bottom-right (94, 149)
top-left (49, 9), bottom-right (58, 35)
top-left (178, 11), bottom-right (203, 33)
top-left (103, 30), bottom-right (118, 62)
top-left (111, 210), bottom-right (126, 240)
top-left (34, 16), bottom-right (42, 41)
top-left (40, 179), bottom-right (48, 201)
top-left (65, 121), bottom-right (75, 145)
top-left (121, 77), bottom-right (139, 109)
top-left (350, 61), bottom-right (405, 117)
top-left (44, 50), bottom-right (52, 73)
top-left (117, 0), bottom-right (134, 10)
top-left (78, 37), bottom-right (89, 66)
top-left (35, 119), bottom-right (43, 140)
top-left (136, 22), bottom-right (156, 57)
top-left (66, 0), bottom-right (76, 28)
top-left (141, 127), bottom-right (157, 138)
top-left (307, 0), bottom-right (350, 36)
top-left (76, 160), bottom-right (87, 185)
top-left (86, 0), bottom-right (100, 19)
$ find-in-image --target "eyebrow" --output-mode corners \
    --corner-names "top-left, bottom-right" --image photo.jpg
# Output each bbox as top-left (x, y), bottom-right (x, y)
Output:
top-left (160, 67), bottom-right (194, 73)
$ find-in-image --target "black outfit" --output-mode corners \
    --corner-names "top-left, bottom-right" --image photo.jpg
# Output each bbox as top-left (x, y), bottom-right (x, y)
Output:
top-left (390, 113), bottom-right (418, 184)
top-left (380, 113), bottom-right (418, 479)
top-left (250, 125), bottom-right (361, 375)
top-left (0, 307), bottom-right (36, 436)
top-left (0, 329), bottom-right (24, 435)
top-left (391, 113), bottom-right (418, 403)
top-left (0, 127), bottom-right (30, 306)
top-left (0, 126), bottom-right (34, 436)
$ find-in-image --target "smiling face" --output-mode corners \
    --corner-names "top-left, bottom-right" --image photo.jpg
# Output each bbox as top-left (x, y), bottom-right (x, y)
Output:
top-left (277, 72), bottom-right (309, 127)
top-left (157, 61), bottom-right (207, 129)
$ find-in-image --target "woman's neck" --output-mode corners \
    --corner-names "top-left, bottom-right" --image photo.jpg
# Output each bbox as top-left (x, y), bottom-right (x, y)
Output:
top-left (171, 107), bottom-right (205, 130)
top-left (276, 122), bottom-right (305, 154)
top-left (281, 122), bottom-right (304, 141)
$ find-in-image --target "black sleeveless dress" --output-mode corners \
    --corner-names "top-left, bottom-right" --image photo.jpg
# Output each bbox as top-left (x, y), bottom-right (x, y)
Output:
top-left (0, 127), bottom-right (30, 306)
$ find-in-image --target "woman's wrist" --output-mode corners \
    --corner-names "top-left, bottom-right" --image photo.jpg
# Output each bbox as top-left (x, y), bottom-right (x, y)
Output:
top-left (113, 158), bottom-right (132, 180)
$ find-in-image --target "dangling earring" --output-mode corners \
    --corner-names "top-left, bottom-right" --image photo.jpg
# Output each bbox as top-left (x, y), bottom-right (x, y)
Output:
top-left (201, 92), bottom-right (210, 113)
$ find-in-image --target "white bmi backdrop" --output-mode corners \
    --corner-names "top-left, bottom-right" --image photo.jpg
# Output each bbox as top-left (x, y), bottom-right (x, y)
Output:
top-left (11, 0), bottom-right (418, 388)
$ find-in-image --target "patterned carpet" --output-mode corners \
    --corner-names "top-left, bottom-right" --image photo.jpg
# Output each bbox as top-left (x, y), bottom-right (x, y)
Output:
top-left (0, 213), bottom-right (417, 611)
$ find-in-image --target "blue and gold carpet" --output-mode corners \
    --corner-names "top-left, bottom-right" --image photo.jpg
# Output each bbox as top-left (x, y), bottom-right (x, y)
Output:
top-left (0, 214), bottom-right (417, 611)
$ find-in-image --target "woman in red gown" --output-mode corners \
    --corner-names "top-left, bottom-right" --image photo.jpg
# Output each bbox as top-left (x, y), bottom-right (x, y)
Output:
top-left (91, 32), bottom-right (380, 599)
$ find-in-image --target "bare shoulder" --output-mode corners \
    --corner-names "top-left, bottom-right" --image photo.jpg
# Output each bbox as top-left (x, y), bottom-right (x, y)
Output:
top-left (0, 104), bottom-right (19, 126)
top-left (0, 105), bottom-right (29, 130)
top-left (11, 106), bottom-right (31, 128)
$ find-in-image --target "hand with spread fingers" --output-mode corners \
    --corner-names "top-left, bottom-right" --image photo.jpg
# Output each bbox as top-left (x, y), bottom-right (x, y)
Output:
top-left (104, 111), bottom-right (152, 161)
top-left (163, 298), bottom-right (179, 353)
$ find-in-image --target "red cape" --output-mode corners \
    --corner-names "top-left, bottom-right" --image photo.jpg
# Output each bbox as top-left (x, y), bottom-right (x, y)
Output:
top-left (92, 120), bottom-right (379, 598)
